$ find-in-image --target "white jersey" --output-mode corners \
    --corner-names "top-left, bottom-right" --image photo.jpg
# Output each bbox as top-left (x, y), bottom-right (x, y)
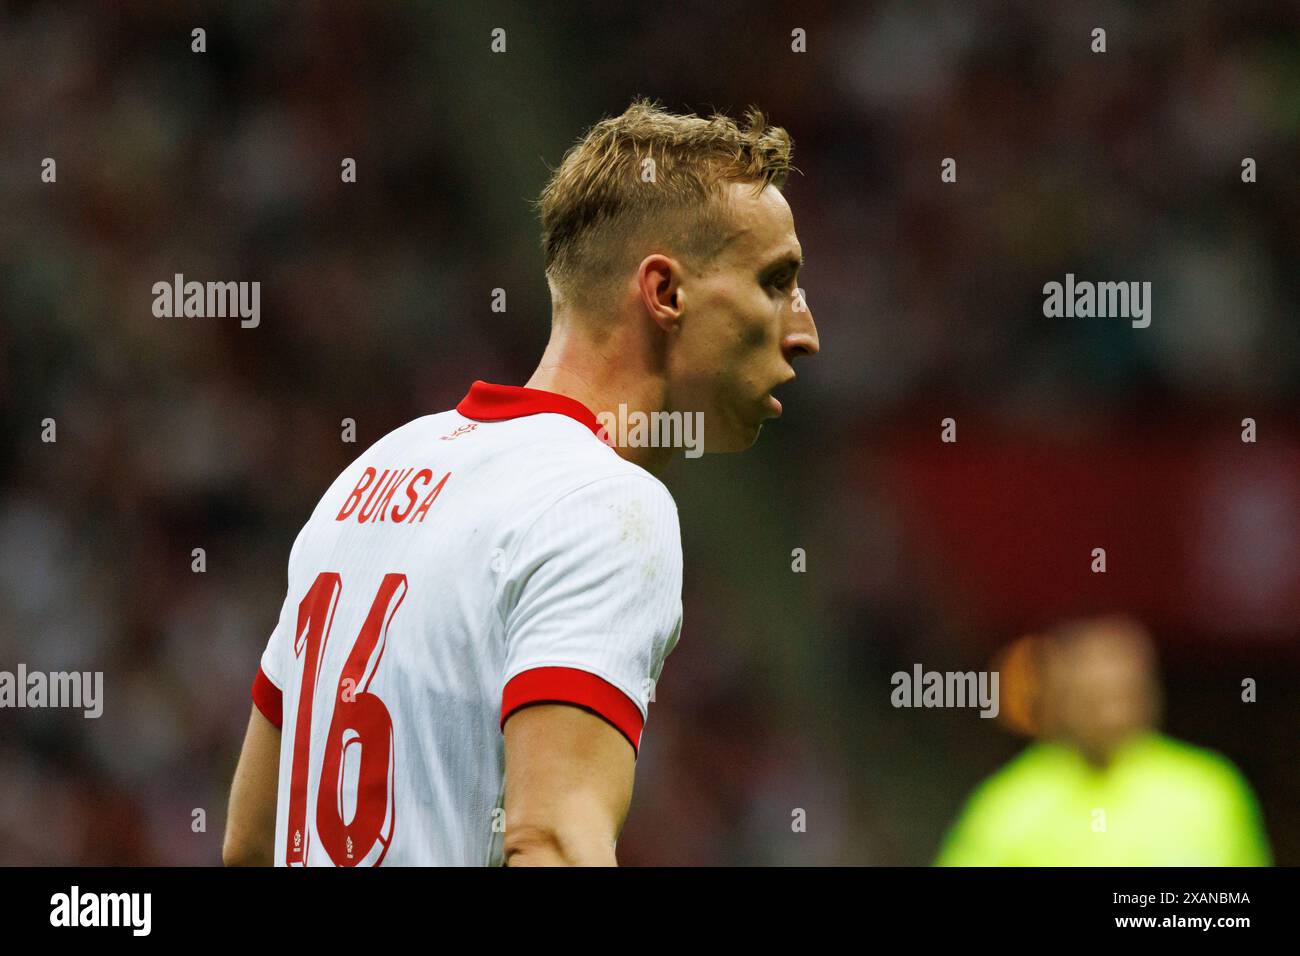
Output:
top-left (251, 381), bottom-right (683, 866)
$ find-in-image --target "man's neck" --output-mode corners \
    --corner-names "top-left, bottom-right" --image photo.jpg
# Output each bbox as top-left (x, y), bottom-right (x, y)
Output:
top-left (526, 352), bottom-right (675, 475)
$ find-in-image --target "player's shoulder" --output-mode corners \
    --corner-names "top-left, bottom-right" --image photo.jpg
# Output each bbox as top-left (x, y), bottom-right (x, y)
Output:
top-left (440, 379), bottom-right (678, 513)
top-left (473, 410), bottom-right (678, 515)
top-left (975, 741), bottom-right (1076, 801)
top-left (298, 401), bottom-right (679, 542)
top-left (286, 410), bottom-right (457, 529)
top-left (520, 439), bottom-right (681, 543)
top-left (1131, 733), bottom-right (1250, 789)
top-left (315, 410), bottom-right (459, 486)
top-left (369, 409), bottom-right (466, 453)
top-left (544, 436), bottom-right (675, 502)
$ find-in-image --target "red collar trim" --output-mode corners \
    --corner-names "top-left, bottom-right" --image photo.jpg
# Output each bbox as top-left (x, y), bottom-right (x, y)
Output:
top-left (456, 381), bottom-right (605, 438)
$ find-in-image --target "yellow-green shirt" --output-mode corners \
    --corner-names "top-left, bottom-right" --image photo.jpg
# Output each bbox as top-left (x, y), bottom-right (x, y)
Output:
top-left (936, 733), bottom-right (1271, 866)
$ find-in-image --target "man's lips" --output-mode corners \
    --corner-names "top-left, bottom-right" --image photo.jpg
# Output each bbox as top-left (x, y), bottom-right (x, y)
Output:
top-left (766, 375), bottom-right (795, 416)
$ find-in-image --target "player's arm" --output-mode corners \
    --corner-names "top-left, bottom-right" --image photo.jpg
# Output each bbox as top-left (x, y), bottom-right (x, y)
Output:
top-left (502, 703), bottom-right (635, 866)
top-left (497, 474), bottom-right (683, 867)
top-left (223, 704), bottom-right (281, 866)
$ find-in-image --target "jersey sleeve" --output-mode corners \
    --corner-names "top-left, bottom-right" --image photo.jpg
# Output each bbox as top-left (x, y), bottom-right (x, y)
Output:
top-left (252, 618), bottom-right (288, 729)
top-left (250, 527), bottom-right (308, 729)
top-left (498, 473), bottom-right (683, 755)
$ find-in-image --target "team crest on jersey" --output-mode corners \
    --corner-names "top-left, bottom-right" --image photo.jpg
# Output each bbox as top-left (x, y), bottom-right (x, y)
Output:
top-left (440, 423), bottom-right (478, 441)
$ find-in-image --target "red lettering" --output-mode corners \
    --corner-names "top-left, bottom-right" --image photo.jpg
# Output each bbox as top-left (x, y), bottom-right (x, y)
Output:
top-left (391, 469), bottom-right (433, 522)
top-left (357, 469), bottom-right (394, 522)
top-left (336, 468), bottom-right (377, 521)
top-left (375, 468), bottom-right (414, 522)
top-left (411, 471), bottom-right (451, 523)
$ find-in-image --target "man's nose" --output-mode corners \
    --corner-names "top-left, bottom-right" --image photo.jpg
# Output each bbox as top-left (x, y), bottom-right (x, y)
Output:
top-left (783, 297), bottom-right (819, 361)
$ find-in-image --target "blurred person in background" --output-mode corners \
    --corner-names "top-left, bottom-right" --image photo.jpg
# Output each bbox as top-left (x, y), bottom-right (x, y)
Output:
top-left (936, 616), bottom-right (1271, 866)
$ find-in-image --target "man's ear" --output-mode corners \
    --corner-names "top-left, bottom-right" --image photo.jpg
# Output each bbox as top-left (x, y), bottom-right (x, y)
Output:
top-left (637, 253), bottom-right (684, 332)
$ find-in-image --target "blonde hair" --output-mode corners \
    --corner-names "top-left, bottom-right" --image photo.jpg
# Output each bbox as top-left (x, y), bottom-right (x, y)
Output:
top-left (535, 97), bottom-right (794, 311)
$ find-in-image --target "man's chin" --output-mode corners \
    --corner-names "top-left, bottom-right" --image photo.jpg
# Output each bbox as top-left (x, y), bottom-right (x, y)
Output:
top-left (703, 423), bottom-right (763, 454)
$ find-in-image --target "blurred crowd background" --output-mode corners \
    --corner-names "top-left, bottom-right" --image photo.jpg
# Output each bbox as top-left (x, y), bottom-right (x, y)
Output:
top-left (1, 1), bottom-right (1297, 865)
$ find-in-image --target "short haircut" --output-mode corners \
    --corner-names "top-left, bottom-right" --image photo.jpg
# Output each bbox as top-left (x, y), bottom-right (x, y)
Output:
top-left (535, 97), bottom-right (794, 311)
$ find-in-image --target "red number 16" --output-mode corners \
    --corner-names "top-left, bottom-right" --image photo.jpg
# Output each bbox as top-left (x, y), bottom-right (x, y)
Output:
top-left (285, 571), bottom-right (405, 866)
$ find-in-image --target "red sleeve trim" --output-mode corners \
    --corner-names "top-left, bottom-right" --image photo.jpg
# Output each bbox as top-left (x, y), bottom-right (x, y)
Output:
top-left (501, 667), bottom-right (645, 755)
top-left (251, 666), bottom-right (283, 729)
